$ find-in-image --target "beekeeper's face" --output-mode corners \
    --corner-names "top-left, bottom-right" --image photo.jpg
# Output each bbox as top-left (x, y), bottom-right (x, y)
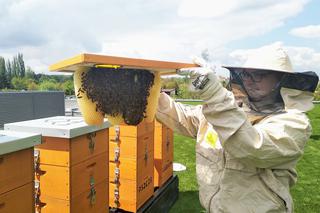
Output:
top-left (239, 69), bottom-right (282, 101)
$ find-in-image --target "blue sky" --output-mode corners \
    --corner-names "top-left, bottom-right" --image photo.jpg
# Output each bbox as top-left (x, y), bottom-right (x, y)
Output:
top-left (228, 0), bottom-right (320, 50)
top-left (0, 0), bottom-right (319, 76)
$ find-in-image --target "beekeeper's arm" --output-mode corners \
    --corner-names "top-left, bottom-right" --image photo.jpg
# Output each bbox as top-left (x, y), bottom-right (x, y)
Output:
top-left (181, 63), bottom-right (312, 168)
top-left (156, 92), bottom-right (201, 138)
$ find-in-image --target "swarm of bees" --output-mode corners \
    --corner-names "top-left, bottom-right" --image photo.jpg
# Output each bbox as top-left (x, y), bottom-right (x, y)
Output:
top-left (80, 67), bottom-right (155, 125)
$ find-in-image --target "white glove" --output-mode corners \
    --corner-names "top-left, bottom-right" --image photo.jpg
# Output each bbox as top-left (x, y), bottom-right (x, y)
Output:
top-left (178, 57), bottom-right (216, 92)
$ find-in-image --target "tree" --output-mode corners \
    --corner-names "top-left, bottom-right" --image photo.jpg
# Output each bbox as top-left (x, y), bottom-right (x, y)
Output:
top-left (0, 57), bottom-right (8, 89)
top-left (39, 79), bottom-right (61, 91)
top-left (11, 77), bottom-right (28, 90)
top-left (27, 81), bottom-right (39, 90)
top-left (17, 53), bottom-right (25, 77)
top-left (6, 59), bottom-right (13, 88)
top-left (61, 79), bottom-right (75, 95)
top-left (11, 53), bottom-right (26, 78)
top-left (12, 57), bottom-right (19, 77)
top-left (25, 66), bottom-right (36, 79)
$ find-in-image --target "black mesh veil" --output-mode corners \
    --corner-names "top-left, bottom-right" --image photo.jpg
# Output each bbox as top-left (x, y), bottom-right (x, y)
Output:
top-left (227, 68), bottom-right (318, 115)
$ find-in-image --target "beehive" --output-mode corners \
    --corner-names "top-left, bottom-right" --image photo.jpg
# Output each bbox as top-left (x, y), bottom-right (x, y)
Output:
top-left (4, 116), bottom-right (110, 213)
top-left (154, 120), bottom-right (174, 188)
top-left (108, 120), bottom-right (154, 212)
top-left (0, 130), bottom-right (41, 213)
top-left (49, 53), bottom-right (198, 126)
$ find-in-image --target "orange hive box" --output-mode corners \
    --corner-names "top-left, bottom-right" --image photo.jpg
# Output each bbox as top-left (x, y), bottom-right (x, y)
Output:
top-left (154, 120), bottom-right (174, 188)
top-left (49, 53), bottom-right (198, 126)
top-left (0, 131), bottom-right (41, 213)
top-left (4, 117), bottom-right (110, 213)
top-left (108, 120), bottom-right (154, 212)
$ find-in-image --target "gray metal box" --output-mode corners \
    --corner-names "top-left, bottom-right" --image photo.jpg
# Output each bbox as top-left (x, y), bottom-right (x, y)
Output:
top-left (0, 91), bottom-right (65, 129)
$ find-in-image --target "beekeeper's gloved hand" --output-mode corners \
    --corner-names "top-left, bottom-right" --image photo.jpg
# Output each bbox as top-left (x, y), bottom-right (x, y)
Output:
top-left (178, 57), bottom-right (218, 94)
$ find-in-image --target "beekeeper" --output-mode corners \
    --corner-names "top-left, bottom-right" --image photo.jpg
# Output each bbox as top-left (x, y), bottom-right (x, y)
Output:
top-left (156, 45), bottom-right (319, 213)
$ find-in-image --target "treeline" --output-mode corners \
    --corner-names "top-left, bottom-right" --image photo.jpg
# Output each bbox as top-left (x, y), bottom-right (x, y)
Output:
top-left (162, 76), bottom-right (320, 100)
top-left (0, 53), bottom-right (74, 95)
top-left (161, 76), bottom-right (229, 99)
top-left (1, 53), bottom-right (319, 100)
top-left (161, 77), bottom-right (199, 99)
top-left (0, 53), bottom-right (26, 89)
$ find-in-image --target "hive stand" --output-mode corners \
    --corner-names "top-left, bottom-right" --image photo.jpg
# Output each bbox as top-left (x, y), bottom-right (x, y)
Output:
top-left (0, 130), bottom-right (41, 213)
top-left (4, 116), bottom-right (110, 213)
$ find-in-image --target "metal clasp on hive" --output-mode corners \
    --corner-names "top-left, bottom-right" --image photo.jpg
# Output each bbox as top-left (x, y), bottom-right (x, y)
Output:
top-left (114, 126), bottom-right (120, 142)
top-left (114, 148), bottom-right (120, 163)
top-left (88, 176), bottom-right (96, 206)
top-left (87, 132), bottom-right (96, 154)
top-left (114, 168), bottom-right (120, 184)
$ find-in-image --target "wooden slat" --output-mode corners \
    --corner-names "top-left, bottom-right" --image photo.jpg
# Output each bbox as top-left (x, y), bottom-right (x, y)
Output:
top-left (109, 176), bottom-right (154, 212)
top-left (71, 181), bottom-right (108, 213)
top-left (70, 129), bottom-right (108, 166)
top-left (71, 153), bottom-right (108, 198)
top-left (36, 137), bottom-right (70, 167)
top-left (109, 150), bottom-right (154, 182)
top-left (37, 152), bottom-right (108, 200)
top-left (109, 134), bottom-right (153, 160)
top-left (0, 182), bottom-right (34, 213)
top-left (154, 121), bottom-right (174, 187)
top-left (39, 181), bottom-right (108, 213)
top-left (49, 53), bottom-right (198, 74)
top-left (0, 148), bottom-right (34, 194)
top-left (109, 121), bottom-right (154, 138)
top-left (37, 164), bottom-right (70, 200)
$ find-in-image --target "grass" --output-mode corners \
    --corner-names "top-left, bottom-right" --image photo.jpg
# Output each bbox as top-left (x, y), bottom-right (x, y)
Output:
top-left (291, 105), bottom-right (320, 212)
top-left (170, 104), bottom-right (320, 213)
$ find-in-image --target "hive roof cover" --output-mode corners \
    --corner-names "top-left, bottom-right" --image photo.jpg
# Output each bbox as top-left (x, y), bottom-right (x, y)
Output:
top-left (4, 116), bottom-right (110, 138)
top-left (49, 53), bottom-right (198, 74)
top-left (0, 130), bottom-right (41, 155)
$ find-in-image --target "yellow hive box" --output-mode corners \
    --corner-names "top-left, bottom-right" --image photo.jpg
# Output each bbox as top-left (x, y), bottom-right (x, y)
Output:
top-left (50, 53), bottom-right (197, 126)
top-left (4, 117), bottom-right (110, 213)
top-left (154, 120), bottom-right (174, 188)
top-left (0, 131), bottom-right (41, 213)
top-left (108, 120), bottom-right (154, 212)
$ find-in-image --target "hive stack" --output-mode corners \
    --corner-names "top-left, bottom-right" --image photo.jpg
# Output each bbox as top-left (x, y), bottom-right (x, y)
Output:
top-left (153, 120), bottom-right (174, 188)
top-left (108, 120), bottom-right (154, 212)
top-left (5, 116), bottom-right (110, 213)
top-left (0, 131), bottom-right (41, 213)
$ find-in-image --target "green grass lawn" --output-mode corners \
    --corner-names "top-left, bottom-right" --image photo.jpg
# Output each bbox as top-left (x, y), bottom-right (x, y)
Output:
top-left (170, 104), bottom-right (320, 213)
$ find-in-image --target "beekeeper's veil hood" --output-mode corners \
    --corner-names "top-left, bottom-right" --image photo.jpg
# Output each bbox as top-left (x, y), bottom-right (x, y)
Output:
top-left (223, 45), bottom-right (318, 122)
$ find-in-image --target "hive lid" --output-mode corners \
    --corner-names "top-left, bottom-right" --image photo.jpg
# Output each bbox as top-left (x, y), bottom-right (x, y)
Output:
top-left (0, 130), bottom-right (41, 155)
top-left (49, 53), bottom-right (198, 74)
top-left (4, 116), bottom-right (111, 139)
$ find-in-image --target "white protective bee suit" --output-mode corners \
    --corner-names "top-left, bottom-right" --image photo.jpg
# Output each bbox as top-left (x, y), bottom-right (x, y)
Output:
top-left (156, 46), bottom-right (319, 213)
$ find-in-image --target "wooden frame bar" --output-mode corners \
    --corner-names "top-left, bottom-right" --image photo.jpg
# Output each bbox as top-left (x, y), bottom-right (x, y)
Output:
top-left (49, 53), bottom-right (198, 75)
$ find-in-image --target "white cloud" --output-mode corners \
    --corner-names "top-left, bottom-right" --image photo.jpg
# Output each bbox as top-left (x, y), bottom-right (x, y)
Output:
top-left (286, 45), bottom-right (320, 72)
top-left (290, 25), bottom-right (320, 38)
top-left (178, 0), bottom-right (240, 18)
top-left (0, 0), bottom-right (310, 74)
